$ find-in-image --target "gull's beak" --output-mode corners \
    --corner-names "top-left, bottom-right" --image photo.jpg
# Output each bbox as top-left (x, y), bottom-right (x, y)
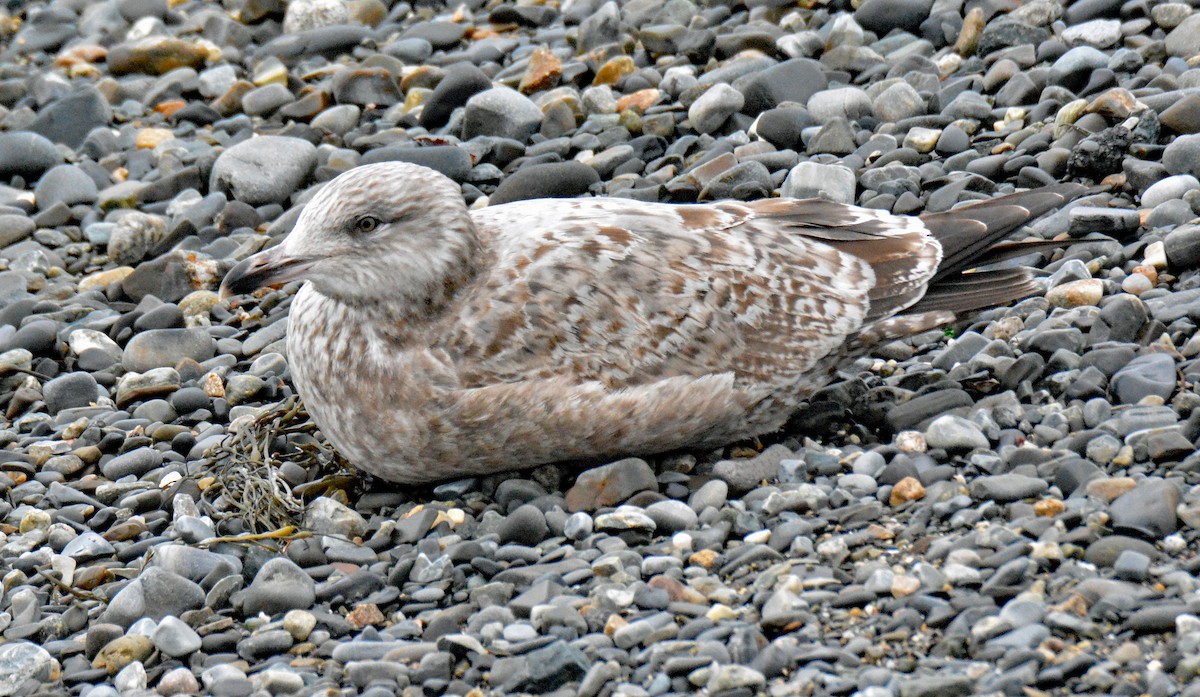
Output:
top-left (219, 245), bottom-right (314, 300)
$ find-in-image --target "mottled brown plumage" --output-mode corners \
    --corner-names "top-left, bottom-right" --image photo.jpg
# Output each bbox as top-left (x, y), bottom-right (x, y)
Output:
top-left (221, 162), bottom-right (1084, 483)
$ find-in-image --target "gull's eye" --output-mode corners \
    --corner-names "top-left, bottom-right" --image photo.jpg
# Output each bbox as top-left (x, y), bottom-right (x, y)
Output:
top-left (353, 215), bottom-right (380, 234)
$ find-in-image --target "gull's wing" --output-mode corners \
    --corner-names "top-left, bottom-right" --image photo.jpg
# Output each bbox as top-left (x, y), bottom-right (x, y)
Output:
top-left (433, 196), bottom-right (941, 396)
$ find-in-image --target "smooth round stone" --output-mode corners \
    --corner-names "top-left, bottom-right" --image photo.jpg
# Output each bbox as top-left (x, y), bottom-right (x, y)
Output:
top-left (100, 568), bottom-right (205, 628)
top-left (1164, 223), bottom-right (1200, 270)
top-left (564, 458), bottom-right (657, 512)
top-left (169, 386), bottom-right (212, 414)
top-left (935, 125), bottom-right (970, 155)
top-left (1146, 198), bottom-right (1194, 228)
top-left (241, 83), bottom-right (294, 116)
top-left (1062, 19), bottom-right (1122, 48)
top-left (489, 161), bottom-right (599, 204)
top-left (311, 104), bottom-right (361, 135)
top-left (1166, 14), bottom-right (1200, 57)
top-left (872, 82), bottom-right (926, 122)
top-left (563, 511), bottom-right (593, 540)
top-left (332, 66), bottom-right (403, 106)
top-left (968, 473), bottom-right (1049, 502)
top-left (1111, 353), bottom-right (1176, 404)
top-left (925, 415), bottom-right (989, 451)
top-left (134, 303), bottom-right (184, 331)
top-left (27, 85), bottom-right (113, 149)
top-left (1085, 535), bottom-right (1160, 566)
top-left (781, 162), bottom-right (855, 203)
top-left (157, 667), bottom-right (201, 696)
top-left (739, 58), bottom-right (828, 114)
top-left (1046, 278), bottom-right (1104, 308)
top-left (1113, 550), bottom-right (1151, 581)
top-left (1137, 172), bottom-right (1195, 206)
top-left (101, 447), bottom-right (164, 480)
top-left (303, 497), bottom-right (367, 538)
top-left (1109, 478), bottom-right (1180, 537)
top-left (238, 629), bottom-right (294, 660)
top-left (1163, 133), bottom-right (1200, 178)
top-left (498, 504), bottom-right (549, 546)
top-left (0, 215), bottom-right (35, 247)
top-left (153, 616), bottom-right (202, 657)
top-left (4, 319), bottom-right (58, 355)
top-left (0, 131), bottom-right (63, 180)
top-left (224, 375), bottom-right (265, 405)
top-left (359, 145), bottom-right (473, 182)
top-left (43, 372), bottom-right (100, 414)
top-left (209, 136), bottom-right (318, 205)
top-left (34, 164), bottom-right (99, 210)
top-left (1152, 3), bottom-right (1193, 29)
top-left (122, 328), bottom-right (216, 372)
top-left (752, 107), bottom-right (813, 150)
top-left (855, 0), bottom-right (933, 33)
top-left (242, 558), bottom-right (317, 616)
top-left (418, 63), bottom-right (492, 129)
top-left (1158, 94), bottom-right (1200, 134)
top-left (402, 20), bottom-right (468, 49)
top-left (838, 474), bottom-right (879, 497)
top-left (462, 87), bottom-right (543, 142)
top-left (645, 499), bottom-right (698, 534)
top-left (385, 37), bottom-right (433, 63)
top-left (689, 479), bottom-right (728, 512)
top-left (807, 87), bottom-right (873, 122)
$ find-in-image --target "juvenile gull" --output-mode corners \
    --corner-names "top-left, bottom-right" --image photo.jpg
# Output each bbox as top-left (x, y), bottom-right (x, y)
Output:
top-left (221, 162), bottom-right (1084, 484)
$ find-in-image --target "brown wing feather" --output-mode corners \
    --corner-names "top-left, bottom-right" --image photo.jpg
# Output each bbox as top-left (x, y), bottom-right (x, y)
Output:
top-left (439, 198), bottom-right (892, 405)
top-left (740, 199), bottom-right (941, 322)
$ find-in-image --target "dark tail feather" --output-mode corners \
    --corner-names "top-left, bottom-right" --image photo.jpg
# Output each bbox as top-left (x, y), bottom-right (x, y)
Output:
top-left (903, 183), bottom-right (1091, 318)
top-left (907, 269), bottom-right (1041, 315)
top-left (919, 183), bottom-right (1091, 283)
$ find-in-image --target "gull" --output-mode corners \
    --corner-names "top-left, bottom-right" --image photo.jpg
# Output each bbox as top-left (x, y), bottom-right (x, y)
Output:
top-left (221, 162), bottom-right (1083, 483)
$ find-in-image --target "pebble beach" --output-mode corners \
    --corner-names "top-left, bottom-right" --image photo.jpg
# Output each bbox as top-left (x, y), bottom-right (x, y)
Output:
top-left (1, 0), bottom-right (1200, 695)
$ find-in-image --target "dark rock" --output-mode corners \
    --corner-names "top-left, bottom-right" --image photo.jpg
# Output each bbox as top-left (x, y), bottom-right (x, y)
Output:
top-left (489, 161), bottom-right (599, 204)
top-left (27, 85), bottom-right (112, 149)
top-left (43, 372), bottom-right (100, 414)
top-left (740, 59), bottom-right (828, 115)
top-left (0, 132), bottom-right (64, 180)
top-left (360, 145), bottom-right (473, 182)
top-left (1110, 353), bottom-right (1175, 404)
top-left (1109, 479), bottom-right (1180, 538)
top-left (419, 63), bottom-right (493, 129)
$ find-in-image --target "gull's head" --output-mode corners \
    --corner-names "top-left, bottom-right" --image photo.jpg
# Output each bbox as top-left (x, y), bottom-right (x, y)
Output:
top-left (220, 162), bottom-right (478, 311)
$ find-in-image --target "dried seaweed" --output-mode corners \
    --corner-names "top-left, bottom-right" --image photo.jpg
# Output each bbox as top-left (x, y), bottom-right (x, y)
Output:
top-left (198, 395), bottom-right (353, 534)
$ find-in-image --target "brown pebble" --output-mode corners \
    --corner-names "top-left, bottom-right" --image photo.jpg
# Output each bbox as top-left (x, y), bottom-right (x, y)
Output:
top-left (346, 602), bottom-right (385, 629)
top-left (92, 635), bottom-right (153, 674)
top-left (1034, 498), bottom-right (1066, 517)
top-left (889, 476), bottom-right (926, 506)
top-left (519, 47), bottom-right (562, 94)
